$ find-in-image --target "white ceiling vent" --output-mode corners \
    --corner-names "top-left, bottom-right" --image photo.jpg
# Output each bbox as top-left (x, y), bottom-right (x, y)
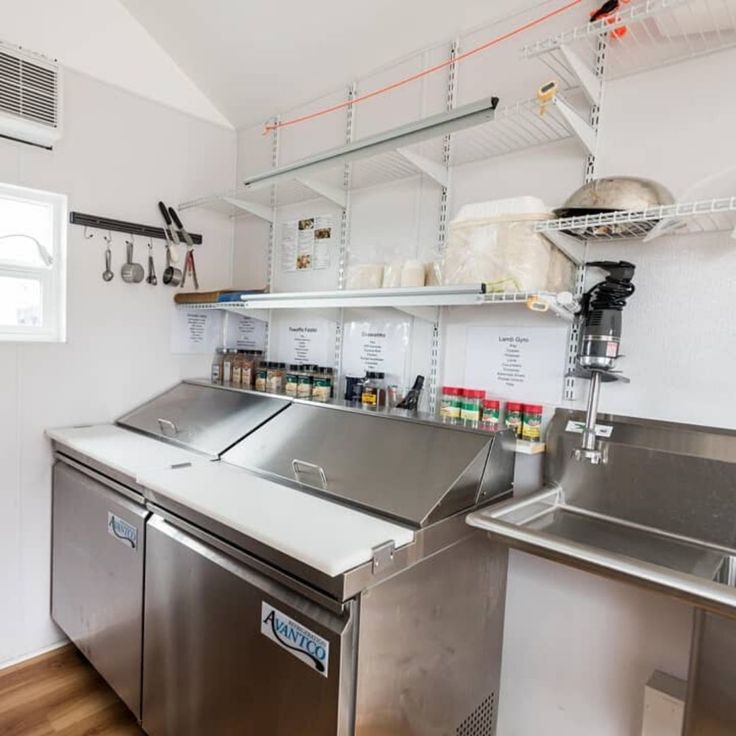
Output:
top-left (0, 41), bottom-right (62, 149)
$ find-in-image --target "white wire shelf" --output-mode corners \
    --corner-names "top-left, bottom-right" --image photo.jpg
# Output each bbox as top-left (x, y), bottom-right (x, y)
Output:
top-left (180, 94), bottom-right (595, 221)
top-left (177, 286), bottom-right (579, 323)
top-left (522, 0), bottom-right (736, 94)
top-left (535, 196), bottom-right (736, 241)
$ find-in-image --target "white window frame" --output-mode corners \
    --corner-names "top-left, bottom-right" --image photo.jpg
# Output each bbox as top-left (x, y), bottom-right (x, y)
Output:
top-left (0, 182), bottom-right (67, 342)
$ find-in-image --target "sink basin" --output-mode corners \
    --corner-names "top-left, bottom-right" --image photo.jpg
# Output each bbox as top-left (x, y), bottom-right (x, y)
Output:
top-left (467, 410), bottom-right (736, 618)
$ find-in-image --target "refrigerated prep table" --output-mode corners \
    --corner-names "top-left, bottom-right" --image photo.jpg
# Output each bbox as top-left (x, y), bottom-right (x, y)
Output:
top-left (49, 380), bottom-right (516, 735)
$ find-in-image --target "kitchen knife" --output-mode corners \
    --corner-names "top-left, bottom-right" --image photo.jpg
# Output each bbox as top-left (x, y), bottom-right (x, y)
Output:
top-left (169, 206), bottom-right (200, 290)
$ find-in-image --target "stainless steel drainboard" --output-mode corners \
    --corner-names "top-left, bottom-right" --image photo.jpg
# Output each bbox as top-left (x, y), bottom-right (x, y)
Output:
top-left (467, 487), bottom-right (736, 618)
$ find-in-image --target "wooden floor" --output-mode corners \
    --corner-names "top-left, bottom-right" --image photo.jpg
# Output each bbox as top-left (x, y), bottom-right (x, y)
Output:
top-left (0, 645), bottom-right (143, 735)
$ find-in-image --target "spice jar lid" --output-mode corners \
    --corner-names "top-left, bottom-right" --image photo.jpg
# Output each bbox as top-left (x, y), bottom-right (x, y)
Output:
top-left (506, 401), bottom-right (523, 410)
top-left (483, 399), bottom-right (500, 408)
top-left (524, 404), bottom-right (544, 413)
top-left (442, 386), bottom-right (462, 396)
top-left (366, 371), bottom-right (384, 379)
top-left (463, 389), bottom-right (486, 399)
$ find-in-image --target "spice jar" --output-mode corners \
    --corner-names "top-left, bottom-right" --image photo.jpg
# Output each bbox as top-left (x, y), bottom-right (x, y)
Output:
top-left (505, 402), bottom-right (523, 438)
top-left (231, 350), bottom-right (246, 387)
top-left (361, 372), bottom-right (385, 409)
top-left (285, 364), bottom-right (301, 397)
top-left (221, 349), bottom-right (237, 385)
top-left (312, 367), bottom-right (333, 403)
top-left (522, 404), bottom-right (544, 442)
top-left (439, 386), bottom-right (463, 424)
top-left (239, 351), bottom-right (255, 389)
top-left (461, 389), bottom-right (486, 428)
top-left (254, 361), bottom-right (269, 392)
top-left (267, 362), bottom-right (285, 394)
top-left (480, 399), bottom-right (501, 432)
top-left (210, 348), bottom-right (225, 385)
top-left (297, 365), bottom-right (314, 399)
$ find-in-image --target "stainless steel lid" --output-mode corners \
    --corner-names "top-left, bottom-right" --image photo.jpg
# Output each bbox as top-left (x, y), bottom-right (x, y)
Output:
top-left (117, 382), bottom-right (289, 456)
top-left (222, 402), bottom-right (514, 527)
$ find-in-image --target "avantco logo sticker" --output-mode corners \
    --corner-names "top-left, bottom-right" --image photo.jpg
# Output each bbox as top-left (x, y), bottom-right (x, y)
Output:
top-left (107, 513), bottom-right (138, 549)
top-left (260, 602), bottom-right (329, 677)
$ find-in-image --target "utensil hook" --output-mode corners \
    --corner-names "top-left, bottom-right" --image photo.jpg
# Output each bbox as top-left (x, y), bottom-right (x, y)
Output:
top-left (102, 230), bottom-right (112, 245)
top-left (84, 226), bottom-right (95, 240)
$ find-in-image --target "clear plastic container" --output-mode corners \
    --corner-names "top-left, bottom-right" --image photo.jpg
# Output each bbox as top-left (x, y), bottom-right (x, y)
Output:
top-left (461, 389), bottom-right (486, 428)
top-left (439, 386), bottom-right (462, 423)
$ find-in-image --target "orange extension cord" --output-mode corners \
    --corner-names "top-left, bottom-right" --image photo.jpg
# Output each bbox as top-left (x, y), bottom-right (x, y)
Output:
top-left (263, 0), bottom-right (584, 134)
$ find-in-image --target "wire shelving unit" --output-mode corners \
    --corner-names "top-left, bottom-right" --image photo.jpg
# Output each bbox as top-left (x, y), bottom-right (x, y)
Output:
top-left (522, 0), bottom-right (736, 93)
top-left (535, 196), bottom-right (736, 241)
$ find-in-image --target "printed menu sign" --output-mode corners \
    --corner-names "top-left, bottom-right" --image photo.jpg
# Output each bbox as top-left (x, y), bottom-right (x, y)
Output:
top-left (342, 319), bottom-right (411, 383)
top-left (287, 321), bottom-right (331, 365)
top-left (171, 308), bottom-right (223, 354)
top-left (226, 314), bottom-right (267, 350)
top-left (281, 215), bottom-right (334, 272)
top-left (464, 326), bottom-right (568, 403)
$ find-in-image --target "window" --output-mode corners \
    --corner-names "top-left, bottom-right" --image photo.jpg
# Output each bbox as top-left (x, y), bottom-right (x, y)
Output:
top-left (0, 182), bottom-right (66, 341)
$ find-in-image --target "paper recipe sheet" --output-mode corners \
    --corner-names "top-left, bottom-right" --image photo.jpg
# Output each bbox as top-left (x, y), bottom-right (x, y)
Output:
top-left (281, 216), bottom-right (333, 272)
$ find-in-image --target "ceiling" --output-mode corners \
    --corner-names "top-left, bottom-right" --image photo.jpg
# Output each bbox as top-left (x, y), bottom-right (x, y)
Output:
top-left (120, 0), bottom-right (554, 129)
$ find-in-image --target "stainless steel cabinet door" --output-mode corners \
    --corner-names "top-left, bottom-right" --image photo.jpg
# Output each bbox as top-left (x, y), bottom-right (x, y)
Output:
top-left (142, 515), bottom-right (355, 736)
top-left (51, 461), bottom-right (148, 719)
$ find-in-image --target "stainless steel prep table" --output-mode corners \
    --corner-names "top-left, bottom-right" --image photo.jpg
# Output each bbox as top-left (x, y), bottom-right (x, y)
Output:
top-left (49, 380), bottom-right (516, 736)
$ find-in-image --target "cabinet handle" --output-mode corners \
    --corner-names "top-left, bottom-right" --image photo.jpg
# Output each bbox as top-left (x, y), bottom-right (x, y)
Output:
top-left (292, 459), bottom-right (328, 489)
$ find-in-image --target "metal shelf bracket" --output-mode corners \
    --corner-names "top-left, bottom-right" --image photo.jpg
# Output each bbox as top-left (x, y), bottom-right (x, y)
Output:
top-left (222, 197), bottom-right (274, 223)
top-left (292, 177), bottom-right (348, 208)
top-left (395, 148), bottom-right (449, 188)
top-left (540, 230), bottom-right (586, 265)
top-left (553, 96), bottom-right (597, 156)
top-left (558, 45), bottom-right (603, 106)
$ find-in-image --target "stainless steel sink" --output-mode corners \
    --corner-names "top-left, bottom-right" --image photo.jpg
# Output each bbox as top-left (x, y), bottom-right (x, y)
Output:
top-left (467, 410), bottom-right (736, 618)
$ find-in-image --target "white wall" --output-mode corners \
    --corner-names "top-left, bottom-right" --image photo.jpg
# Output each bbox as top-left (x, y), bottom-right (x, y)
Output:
top-left (0, 0), bottom-right (231, 127)
top-left (0, 70), bottom-right (235, 667)
top-left (232, 12), bottom-right (736, 734)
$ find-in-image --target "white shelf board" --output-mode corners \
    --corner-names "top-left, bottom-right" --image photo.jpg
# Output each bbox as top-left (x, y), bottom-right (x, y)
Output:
top-left (177, 286), bottom-right (579, 323)
top-left (535, 197), bottom-right (736, 241)
top-left (522, 0), bottom-right (736, 86)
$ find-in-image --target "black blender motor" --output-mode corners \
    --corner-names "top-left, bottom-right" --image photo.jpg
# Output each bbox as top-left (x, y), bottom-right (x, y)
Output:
top-left (578, 261), bottom-right (636, 371)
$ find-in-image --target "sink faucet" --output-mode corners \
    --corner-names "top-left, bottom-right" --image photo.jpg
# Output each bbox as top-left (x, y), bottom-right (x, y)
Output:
top-left (574, 370), bottom-right (605, 465)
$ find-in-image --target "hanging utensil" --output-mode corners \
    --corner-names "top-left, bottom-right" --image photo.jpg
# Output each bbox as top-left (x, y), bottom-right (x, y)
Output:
top-left (162, 237), bottom-right (182, 286)
top-left (168, 206), bottom-right (199, 290)
top-left (158, 201), bottom-right (180, 262)
top-left (102, 245), bottom-right (114, 282)
top-left (146, 238), bottom-right (157, 285)
top-left (121, 237), bottom-right (145, 283)
top-left (102, 231), bottom-right (114, 282)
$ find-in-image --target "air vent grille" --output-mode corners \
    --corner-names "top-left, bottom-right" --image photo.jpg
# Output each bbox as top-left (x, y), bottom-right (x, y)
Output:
top-left (456, 693), bottom-right (496, 736)
top-left (0, 47), bottom-right (59, 128)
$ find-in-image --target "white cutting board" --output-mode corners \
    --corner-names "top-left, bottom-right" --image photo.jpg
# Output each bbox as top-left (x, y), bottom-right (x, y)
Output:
top-left (137, 461), bottom-right (415, 577)
top-left (46, 424), bottom-right (206, 479)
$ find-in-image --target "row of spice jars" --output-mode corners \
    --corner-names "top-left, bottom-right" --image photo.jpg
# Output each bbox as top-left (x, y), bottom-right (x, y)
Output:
top-left (439, 386), bottom-right (543, 442)
top-left (211, 348), bottom-right (334, 402)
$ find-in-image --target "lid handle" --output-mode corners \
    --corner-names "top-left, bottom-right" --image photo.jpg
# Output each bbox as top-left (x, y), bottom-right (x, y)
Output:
top-left (157, 418), bottom-right (178, 437)
top-left (292, 459), bottom-right (327, 489)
